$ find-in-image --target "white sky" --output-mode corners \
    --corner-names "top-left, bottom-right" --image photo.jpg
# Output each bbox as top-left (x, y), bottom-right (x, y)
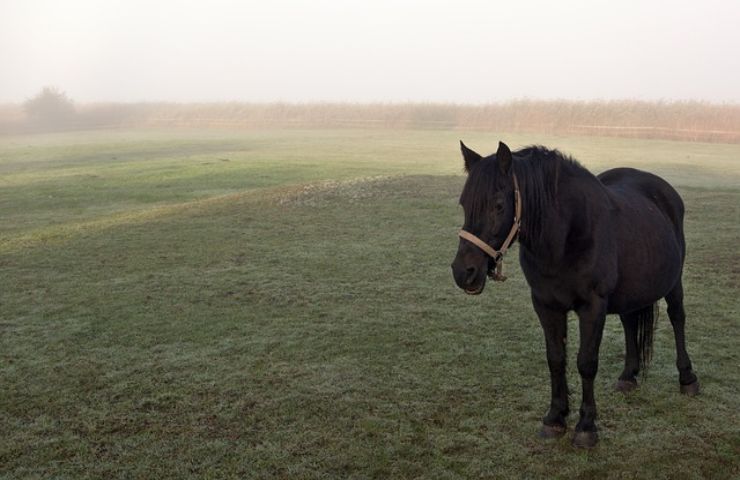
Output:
top-left (1, 0), bottom-right (738, 103)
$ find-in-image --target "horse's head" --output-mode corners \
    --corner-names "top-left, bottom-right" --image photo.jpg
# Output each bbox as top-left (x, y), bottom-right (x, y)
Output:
top-left (451, 141), bottom-right (519, 294)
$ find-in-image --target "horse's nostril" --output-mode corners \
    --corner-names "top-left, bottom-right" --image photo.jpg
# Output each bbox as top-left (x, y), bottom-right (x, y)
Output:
top-left (465, 266), bottom-right (477, 284)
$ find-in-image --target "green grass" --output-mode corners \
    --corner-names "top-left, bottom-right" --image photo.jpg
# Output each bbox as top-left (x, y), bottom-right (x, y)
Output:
top-left (1, 129), bottom-right (739, 479)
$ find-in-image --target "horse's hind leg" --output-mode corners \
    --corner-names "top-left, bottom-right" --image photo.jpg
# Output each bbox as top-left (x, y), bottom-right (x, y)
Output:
top-left (665, 280), bottom-right (699, 395)
top-left (615, 312), bottom-right (641, 392)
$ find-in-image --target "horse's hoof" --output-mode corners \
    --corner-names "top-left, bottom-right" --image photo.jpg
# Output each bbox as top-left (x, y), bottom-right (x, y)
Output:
top-left (614, 379), bottom-right (638, 393)
top-left (538, 424), bottom-right (567, 439)
top-left (680, 380), bottom-right (700, 397)
top-left (572, 431), bottom-right (598, 448)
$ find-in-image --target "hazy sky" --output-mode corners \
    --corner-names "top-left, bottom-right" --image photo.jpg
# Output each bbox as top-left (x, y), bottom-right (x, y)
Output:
top-left (1, 0), bottom-right (739, 103)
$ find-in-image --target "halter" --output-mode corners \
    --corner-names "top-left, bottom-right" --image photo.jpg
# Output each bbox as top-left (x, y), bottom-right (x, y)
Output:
top-left (458, 173), bottom-right (522, 282)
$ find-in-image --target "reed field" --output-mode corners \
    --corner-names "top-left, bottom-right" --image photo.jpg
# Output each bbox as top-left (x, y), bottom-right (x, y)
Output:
top-left (1, 128), bottom-right (738, 478)
top-left (2, 100), bottom-right (740, 143)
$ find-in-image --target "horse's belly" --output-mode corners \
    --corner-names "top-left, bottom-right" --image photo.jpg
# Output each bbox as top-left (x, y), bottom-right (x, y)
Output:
top-left (608, 226), bottom-right (683, 314)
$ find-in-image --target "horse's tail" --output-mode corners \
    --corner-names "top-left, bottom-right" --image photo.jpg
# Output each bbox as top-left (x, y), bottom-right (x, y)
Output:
top-left (637, 303), bottom-right (659, 375)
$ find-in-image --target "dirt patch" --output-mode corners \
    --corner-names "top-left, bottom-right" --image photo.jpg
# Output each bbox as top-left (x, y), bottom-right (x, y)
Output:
top-left (276, 176), bottom-right (395, 206)
top-left (275, 174), bottom-right (465, 207)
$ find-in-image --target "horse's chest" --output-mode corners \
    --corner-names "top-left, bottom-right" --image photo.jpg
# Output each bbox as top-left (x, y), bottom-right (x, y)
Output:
top-left (519, 245), bottom-right (616, 310)
top-left (520, 263), bottom-right (583, 309)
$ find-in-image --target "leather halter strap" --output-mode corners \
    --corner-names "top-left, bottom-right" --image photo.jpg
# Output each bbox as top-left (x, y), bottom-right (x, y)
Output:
top-left (458, 174), bottom-right (521, 281)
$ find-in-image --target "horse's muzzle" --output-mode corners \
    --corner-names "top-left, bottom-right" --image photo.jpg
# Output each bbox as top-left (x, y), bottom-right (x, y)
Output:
top-left (451, 256), bottom-right (488, 294)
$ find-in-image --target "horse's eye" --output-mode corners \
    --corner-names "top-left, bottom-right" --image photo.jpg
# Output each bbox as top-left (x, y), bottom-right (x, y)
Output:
top-left (494, 202), bottom-right (504, 213)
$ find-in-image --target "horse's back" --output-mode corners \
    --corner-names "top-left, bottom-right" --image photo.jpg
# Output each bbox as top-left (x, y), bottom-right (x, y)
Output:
top-left (598, 167), bottom-right (685, 240)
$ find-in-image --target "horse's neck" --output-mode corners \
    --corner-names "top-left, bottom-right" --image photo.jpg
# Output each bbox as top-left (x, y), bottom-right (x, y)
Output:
top-left (518, 171), bottom-right (607, 265)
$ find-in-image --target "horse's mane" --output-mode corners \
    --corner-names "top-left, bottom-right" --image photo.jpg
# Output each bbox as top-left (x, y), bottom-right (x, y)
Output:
top-left (513, 146), bottom-right (594, 242)
top-left (461, 145), bottom-right (596, 247)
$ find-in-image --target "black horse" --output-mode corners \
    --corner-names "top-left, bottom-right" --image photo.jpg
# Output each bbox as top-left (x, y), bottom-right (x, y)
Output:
top-left (451, 141), bottom-right (699, 448)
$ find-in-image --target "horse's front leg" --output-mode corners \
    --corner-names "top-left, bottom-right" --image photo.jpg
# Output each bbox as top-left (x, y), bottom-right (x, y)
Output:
top-left (533, 297), bottom-right (569, 439)
top-left (573, 295), bottom-right (607, 448)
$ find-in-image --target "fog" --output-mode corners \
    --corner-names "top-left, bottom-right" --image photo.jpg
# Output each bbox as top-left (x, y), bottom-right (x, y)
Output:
top-left (1, 0), bottom-right (739, 103)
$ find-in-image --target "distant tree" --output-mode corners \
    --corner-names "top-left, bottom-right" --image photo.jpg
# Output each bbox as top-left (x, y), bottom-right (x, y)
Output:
top-left (23, 86), bottom-right (76, 127)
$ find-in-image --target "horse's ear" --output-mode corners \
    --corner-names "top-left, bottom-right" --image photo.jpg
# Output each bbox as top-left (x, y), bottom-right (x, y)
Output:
top-left (497, 141), bottom-right (512, 174)
top-left (460, 141), bottom-right (482, 173)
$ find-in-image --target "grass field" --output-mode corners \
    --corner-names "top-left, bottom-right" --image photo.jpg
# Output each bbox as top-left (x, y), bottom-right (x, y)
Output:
top-left (1, 129), bottom-right (738, 479)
